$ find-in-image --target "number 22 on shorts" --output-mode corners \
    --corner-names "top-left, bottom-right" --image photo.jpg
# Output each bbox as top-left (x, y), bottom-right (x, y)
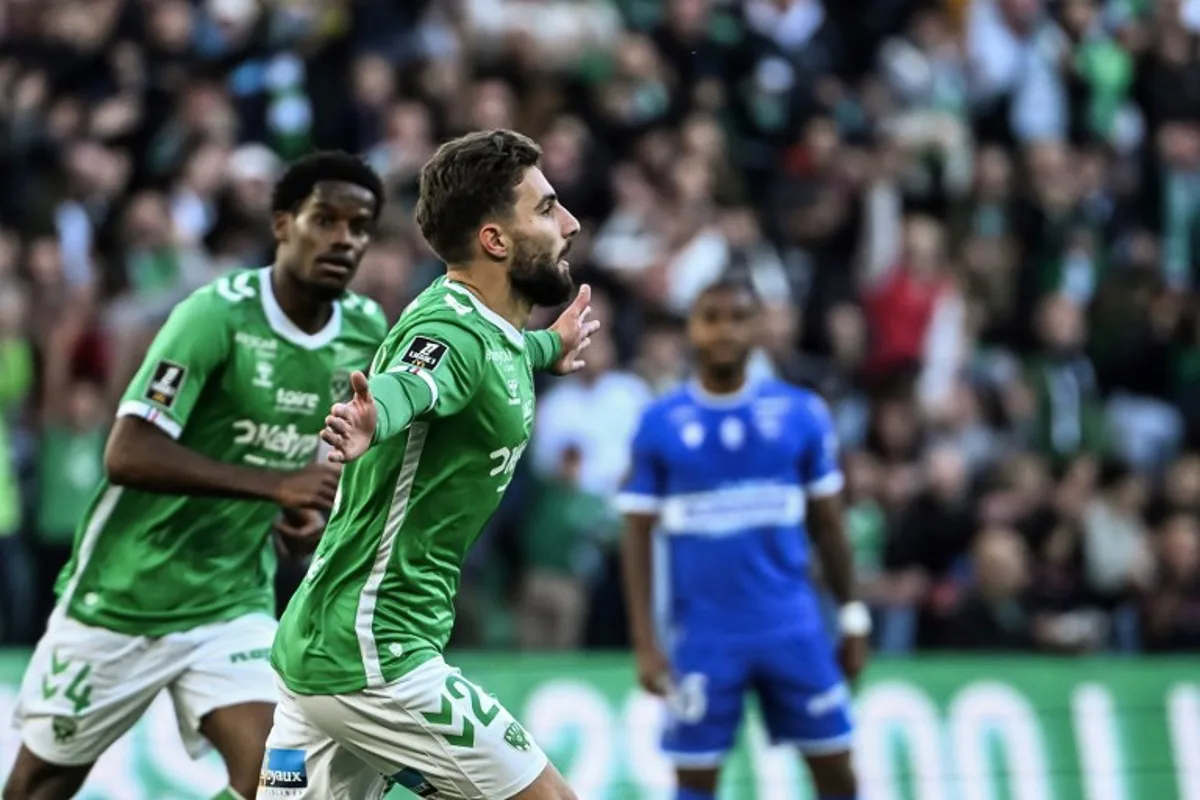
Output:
top-left (421, 674), bottom-right (500, 748)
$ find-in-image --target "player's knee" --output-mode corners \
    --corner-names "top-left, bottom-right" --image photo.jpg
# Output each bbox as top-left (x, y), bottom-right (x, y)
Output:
top-left (805, 750), bottom-right (857, 797)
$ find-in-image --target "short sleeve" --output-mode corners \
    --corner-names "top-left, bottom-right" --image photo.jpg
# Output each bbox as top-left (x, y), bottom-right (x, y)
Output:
top-left (116, 290), bottom-right (230, 439)
top-left (615, 409), bottom-right (665, 514)
top-left (799, 394), bottom-right (844, 498)
top-left (524, 329), bottom-right (562, 372)
top-left (380, 320), bottom-right (487, 420)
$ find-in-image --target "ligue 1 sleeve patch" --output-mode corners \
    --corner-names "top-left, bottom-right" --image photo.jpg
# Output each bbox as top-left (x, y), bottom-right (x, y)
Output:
top-left (400, 336), bottom-right (450, 371)
top-left (259, 748), bottom-right (308, 796)
top-left (144, 360), bottom-right (186, 409)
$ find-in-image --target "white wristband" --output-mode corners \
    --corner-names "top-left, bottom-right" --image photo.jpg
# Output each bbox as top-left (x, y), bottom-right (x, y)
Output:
top-left (839, 601), bottom-right (872, 637)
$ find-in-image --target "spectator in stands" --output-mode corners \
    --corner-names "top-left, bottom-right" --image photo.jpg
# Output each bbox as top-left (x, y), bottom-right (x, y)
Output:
top-left (1142, 510), bottom-right (1200, 650)
top-left (939, 526), bottom-right (1035, 650)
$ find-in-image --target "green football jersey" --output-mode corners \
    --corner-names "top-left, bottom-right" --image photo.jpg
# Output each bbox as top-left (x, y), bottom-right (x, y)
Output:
top-left (56, 267), bottom-right (388, 637)
top-left (272, 277), bottom-right (562, 694)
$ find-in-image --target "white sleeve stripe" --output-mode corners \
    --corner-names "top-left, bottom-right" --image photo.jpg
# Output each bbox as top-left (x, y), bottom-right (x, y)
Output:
top-left (615, 493), bottom-right (662, 513)
top-left (806, 472), bottom-right (845, 498)
top-left (384, 365), bottom-right (440, 412)
top-left (116, 400), bottom-right (183, 440)
top-left (410, 368), bottom-right (440, 412)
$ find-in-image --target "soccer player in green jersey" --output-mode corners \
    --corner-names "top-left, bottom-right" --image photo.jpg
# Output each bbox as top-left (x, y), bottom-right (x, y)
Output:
top-left (260, 130), bottom-right (598, 800)
top-left (6, 152), bottom-right (391, 800)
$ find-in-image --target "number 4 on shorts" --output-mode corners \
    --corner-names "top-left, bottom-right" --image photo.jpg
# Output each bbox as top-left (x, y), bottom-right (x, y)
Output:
top-left (64, 665), bottom-right (93, 714)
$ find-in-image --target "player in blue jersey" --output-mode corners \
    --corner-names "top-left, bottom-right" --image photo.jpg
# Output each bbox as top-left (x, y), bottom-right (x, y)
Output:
top-left (618, 278), bottom-right (869, 800)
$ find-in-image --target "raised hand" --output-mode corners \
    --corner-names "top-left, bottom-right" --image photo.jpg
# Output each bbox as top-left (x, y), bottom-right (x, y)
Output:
top-left (321, 371), bottom-right (377, 463)
top-left (548, 284), bottom-right (603, 376)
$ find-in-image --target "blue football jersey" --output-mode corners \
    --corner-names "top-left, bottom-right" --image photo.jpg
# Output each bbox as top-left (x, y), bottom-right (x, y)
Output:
top-left (617, 377), bottom-right (844, 642)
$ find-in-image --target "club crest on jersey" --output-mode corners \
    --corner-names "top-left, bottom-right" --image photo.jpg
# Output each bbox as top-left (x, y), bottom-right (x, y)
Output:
top-left (260, 748), bottom-right (307, 796)
top-left (331, 369), bottom-right (351, 402)
top-left (401, 336), bottom-right (449, 371)
top-left (144, 360), bottom-right (186, 409)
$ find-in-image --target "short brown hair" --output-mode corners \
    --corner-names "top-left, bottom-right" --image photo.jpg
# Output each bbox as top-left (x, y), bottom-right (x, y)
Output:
top-left (415, 129), bottom-right (542, 264)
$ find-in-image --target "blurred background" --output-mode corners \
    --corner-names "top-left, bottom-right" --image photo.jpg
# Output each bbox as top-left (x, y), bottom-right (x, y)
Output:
top-left (1, 0), bottom-right (1199, 797)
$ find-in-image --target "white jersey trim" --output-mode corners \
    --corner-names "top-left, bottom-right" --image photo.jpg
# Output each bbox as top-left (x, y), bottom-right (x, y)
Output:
top-left (385, 364), bottom-right (440, 413)
top-left (444, 280), bottom-right (524, 349)
top-left (56, 485), bottom-right (123, 616)
top-left (615, 492), bottom-right (661, 514)
top-left (806, 471), bottom-right (845, 498)
top-left (258, 267), bottom-right (343, 350)
top-left (356, 422), bottom-right (429, 686)
top-left (117, 400), bottom-right (183, 440)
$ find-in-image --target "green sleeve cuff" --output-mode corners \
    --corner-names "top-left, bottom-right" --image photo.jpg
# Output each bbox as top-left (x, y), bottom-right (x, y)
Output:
top-left (526, 329), bottom-right (563, 372)
top-left (369, 371), bottom-right (435, 444)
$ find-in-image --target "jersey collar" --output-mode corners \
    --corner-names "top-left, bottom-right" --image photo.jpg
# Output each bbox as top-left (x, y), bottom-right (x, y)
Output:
top-left (258, 267), bottom-right (343, 350)
top-left (444, 280), bottom-right (525, 349)
top-left (686, 376), bottom-right (759, 409)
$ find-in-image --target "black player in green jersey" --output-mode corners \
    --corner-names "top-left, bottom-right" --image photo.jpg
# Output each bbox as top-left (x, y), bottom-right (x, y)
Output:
top-left (7, 152), bottom-right (388, 800)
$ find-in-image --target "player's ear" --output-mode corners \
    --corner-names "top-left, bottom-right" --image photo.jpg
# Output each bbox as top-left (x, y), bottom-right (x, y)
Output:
top-left (478, 222), bottom-right (508, 262)
top-left (271, 210), bottom-right (292, 244)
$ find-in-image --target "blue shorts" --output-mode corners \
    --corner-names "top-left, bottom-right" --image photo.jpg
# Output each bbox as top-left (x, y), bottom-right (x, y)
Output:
top-left (661, 627), bottom-right (854, 767)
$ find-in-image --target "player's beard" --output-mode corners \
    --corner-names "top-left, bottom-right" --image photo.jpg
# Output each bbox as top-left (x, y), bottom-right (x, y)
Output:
top-left (509, 238), bottom-right (573, 307)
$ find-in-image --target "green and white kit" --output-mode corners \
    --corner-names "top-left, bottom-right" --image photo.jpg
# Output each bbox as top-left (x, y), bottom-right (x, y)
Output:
top-left (266, 277), bottom-right (563, 799)
top-left (15, 267), bottom-right (386, 766)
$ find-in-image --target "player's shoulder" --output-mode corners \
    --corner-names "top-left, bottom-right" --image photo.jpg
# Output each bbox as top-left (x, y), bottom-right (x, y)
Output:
top-left (170, 267), bottom-right (262, 324)
top-left (337, 290), bottom-right (388, 340)
top-left (636, 383), bottom-right (695, 426)
top-left (395, 278), bottom-right (490, 339)
top-left (758, 379), bottom-right (834, 427)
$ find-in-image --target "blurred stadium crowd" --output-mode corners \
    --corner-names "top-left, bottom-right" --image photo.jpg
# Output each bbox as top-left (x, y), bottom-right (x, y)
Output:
top-left (2, 0), bottom-right (1200, 656)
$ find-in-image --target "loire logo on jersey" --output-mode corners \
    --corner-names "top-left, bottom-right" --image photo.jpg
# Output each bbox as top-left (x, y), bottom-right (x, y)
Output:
top-left (260, 748), bottom-right (308, 791)
top-left (275, 388), bottom-right (320, 414)
top-left (400, 336), bottom-right (449, 371)
top-left (232, 421), bottom-right (320, 460)
top-left (144, 360), bottom-right (186, 409)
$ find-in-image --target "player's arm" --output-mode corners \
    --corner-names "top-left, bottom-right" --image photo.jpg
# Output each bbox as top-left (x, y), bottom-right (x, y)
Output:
top-left (106, 291), bottom-right (338, 509)
top-left (524, 329), bottom-right (563, 372)
top-left (616, 412), bottom-right (672, 695)
top-left (324, 320), bottom-right (486, 459)
top-left (801, 395), bottom-right (872, 678)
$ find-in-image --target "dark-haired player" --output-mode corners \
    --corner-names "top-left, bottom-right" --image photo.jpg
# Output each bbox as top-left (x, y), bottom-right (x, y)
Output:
top-left (261, 130), bottom-right (597, 799)
top-left (619, 279), bottom-right (868, 800)
top-left (5, 151), bottom-right (390, 800)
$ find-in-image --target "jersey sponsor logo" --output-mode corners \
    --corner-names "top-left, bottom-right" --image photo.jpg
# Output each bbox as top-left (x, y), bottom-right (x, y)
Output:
top-left (275, 388), bottom-right (321, 414)
top-left (659, 482), bottom-right (806, 536)
top-left (400, 336), bottom-right (449, 371)
top-left (253, 360), bottom-right (274, 389)
top-left (232, 420), bottom-right (321, 461)
top-left (234, 331), bottom-right (278, 355)
top-left (486, 348), bottom-right (515, 364)
top-left (260, 748), bottom-right (307, 791)
top-left (144, 360), bottom-right (186, 409)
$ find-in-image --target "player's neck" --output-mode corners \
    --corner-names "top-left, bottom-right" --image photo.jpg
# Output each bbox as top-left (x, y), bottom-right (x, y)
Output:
top-left (445, 266), bottom-right (532, 330)
top-left (270, 266), bottom-right (333, 333)
top-left (696, 366), bottom-right (747, 396)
